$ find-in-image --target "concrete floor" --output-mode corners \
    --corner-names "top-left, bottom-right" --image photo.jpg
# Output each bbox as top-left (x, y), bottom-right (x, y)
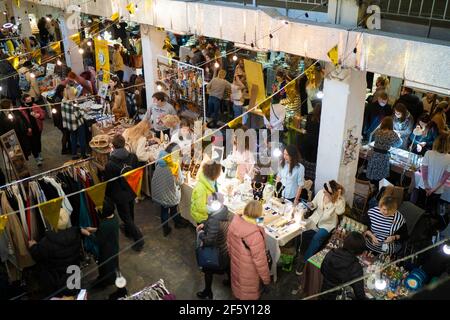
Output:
top-left (28, 119), bottom-right (304, 300)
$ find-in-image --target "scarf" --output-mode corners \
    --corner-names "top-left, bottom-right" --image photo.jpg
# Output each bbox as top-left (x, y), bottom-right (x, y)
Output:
top-left (242, 215), bottom-right (257, 225)
top-left (164, 154), bottom-right (180, 177)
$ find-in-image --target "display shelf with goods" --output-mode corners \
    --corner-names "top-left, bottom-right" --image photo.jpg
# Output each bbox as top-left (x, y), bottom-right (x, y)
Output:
top-left (157, 55), bottom-right (206, 121)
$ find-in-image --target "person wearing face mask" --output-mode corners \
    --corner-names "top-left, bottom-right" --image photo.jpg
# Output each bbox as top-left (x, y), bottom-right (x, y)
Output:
top-left (18, 94), bottom-right (45, 166)
top-left (363, 91), bottom-right (392, 142)
top-left (170, 118), bottom-right (196, 164)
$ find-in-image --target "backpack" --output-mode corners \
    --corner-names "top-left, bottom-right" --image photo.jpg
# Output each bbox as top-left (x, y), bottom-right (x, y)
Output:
top-left (110, 153), bottom-right (138, 190)
top-left (19, 73), bottom-right (31, 93)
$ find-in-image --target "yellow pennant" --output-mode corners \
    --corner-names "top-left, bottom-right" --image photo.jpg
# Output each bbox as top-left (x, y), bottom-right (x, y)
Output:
top-left (327, 45), bottom-right (339, 66)
top-left (259, 99), bottom-right (271, 119)
top-left (126, 2), bottom-right (136, 15)
top-left (86, 182), bottom-right (108, 210)
top-left (228, 116), bottom-right (243, 129)
top-left (50, 42), bottom-right (62, 56)
top-left (305, 65), bottom-right (315, 81)
top-left (69, 33), bottom-right (81, 46)
top-left (0, 215), bottom-right (8, 234)
top-left (110, 12), bottom-right (120, 21)
top-left (15, 0), bottom-right (20, 8)
top-left (39, 197), bottom-right (63, 231)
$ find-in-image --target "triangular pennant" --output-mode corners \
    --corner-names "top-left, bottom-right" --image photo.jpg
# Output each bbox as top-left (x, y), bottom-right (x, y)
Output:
top-left (126, 2), bottom-right (136, 15)
top-left (124, 168), bottom-right (144, 197)
top-left (69, 33), bottom-right (81, 46)
top-left (0, 215), bottom-right (8, 234)
top-left (39, 197), bottom-right (63, 231)
top-left (327, 45), bottom-right (339, 66)
top-left (86, 182), bottom-right (108, 209)
top-left (305, 65), bottom-right (315, 81)
top-left (228, 115), bottom-right (243, 129)
top-left (15, 0), bottom-right (20, 8)
top-left (259, 98), bottom-right (272, 119)
top-left (110, 12), bottom-right (120, 21)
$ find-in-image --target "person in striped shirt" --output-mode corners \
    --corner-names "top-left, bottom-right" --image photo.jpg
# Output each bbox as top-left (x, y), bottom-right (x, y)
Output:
top-left (363, 196), bottom-right (408, 255)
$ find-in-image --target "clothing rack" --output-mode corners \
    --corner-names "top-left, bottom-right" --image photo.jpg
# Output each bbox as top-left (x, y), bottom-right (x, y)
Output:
top-left (0, 157), bottom-right (93, 190)
top-left (120, 279), bottom-right (174, 300)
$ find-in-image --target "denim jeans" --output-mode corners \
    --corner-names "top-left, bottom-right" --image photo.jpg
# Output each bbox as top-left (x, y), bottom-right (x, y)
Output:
top-left (160, 204), bottom-right (181, 228)
top-left (232, 104), bottom-right (243, 118)
top-left (302, 228), bottom-right (330, 262)
top-left (207, 96), bottom-right (221, 122)
top-left (70, 124), bottom-right (87, 156)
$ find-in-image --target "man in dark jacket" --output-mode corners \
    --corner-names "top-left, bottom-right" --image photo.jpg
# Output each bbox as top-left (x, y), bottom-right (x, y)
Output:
top-left (320, 231), bottom-right (367, 300)
top-left (190, 45), bottom-right (206, 67)
top-left (0, 53), bottom-right (21, 105)
top-left (397, 86), bottom-right (423, 123)
top-left (363, 91), bottom-right (392, 142)
top-left (28, 217), bottom-right (95, 298)
top-left (104, 134), bottom-right (144, 252)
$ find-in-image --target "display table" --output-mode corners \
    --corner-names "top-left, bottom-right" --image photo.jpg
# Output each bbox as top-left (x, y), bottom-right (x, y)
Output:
top-left (359, 144), bottom-right (422, 179)
top-left (178, 175), bottom-right (307, 282)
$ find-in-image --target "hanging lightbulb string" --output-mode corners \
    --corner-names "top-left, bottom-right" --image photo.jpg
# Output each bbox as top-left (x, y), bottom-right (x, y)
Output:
top-left (302, 237), bottom-right (450, 300)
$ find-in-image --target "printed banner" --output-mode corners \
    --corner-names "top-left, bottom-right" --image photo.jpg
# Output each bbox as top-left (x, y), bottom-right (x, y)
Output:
top-left (39, 197), bottom-right (63, 231)
top-left (86, 182), bottom-right (108, 209)
top-left (94, 39), bottom-right (110, 83)
top-left (124, 168), bottom-right (144, 197)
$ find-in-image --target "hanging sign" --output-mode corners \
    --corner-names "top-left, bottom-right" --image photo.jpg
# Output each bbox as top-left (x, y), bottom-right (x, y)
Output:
top-left (94, 39), bottom-right (110, 83)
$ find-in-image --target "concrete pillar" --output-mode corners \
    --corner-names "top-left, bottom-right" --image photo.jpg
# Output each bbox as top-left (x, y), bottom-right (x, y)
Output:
top-left (7, 0), bottom-right (32, 37)
top-left (327, 0), bottom-right (368, 27)
top-left (61, 12), bottom-right (84, 74)
top-left (140, 25), bottom-right (166, 107)
top-left (315, 66), bottom-right (367, 205)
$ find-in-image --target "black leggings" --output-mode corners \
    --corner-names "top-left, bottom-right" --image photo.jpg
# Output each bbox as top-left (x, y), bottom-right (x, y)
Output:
top-left (203, 269), bottom-right (230, 294)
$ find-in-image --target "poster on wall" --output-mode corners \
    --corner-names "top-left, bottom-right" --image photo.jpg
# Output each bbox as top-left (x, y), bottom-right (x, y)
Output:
top-left (94, 39), bottom-right (110, 84)
top-left (341, 126), bottom-right (360, 166)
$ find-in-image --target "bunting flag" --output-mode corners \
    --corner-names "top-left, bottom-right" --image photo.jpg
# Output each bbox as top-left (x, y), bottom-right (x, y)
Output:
top-left (259, 99), bottom-right (271, 119)
top-left (50, 42), bottom-right (62, 56)
top-left (110, 12), bottom-right (120, 21)
top-left (305, 65), bottom-right (315, 81)
top-left (39, 197), bottom-right (63, 231)
top-left (15, 0), bottom-right (20, 8)
top-left (126, 2), bottom-right (136, 15)
top-left (124, 168), bottom-right (144, 197)
top-left (86, 182), bottom-right (108, 210)
top-left (327, 45), bottom-right (339, 66)
top-left (228, 115), bottom-right (243, 129)
top-left (94, 39), bottom-right (110, 83)
top-left (69, 32), bottom-right (81, 46)
top-left (0, 215), bottom-right (8, 234)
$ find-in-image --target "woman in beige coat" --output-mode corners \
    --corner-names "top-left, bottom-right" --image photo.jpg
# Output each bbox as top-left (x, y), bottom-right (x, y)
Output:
top-left (297, 180), bottom-right (345, 274)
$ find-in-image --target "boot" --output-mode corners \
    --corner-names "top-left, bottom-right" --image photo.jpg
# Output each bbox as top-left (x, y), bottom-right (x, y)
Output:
top-left (163, 225), bottom-right (172, 237)
top-left (196, 290), bottom-right (213, 300)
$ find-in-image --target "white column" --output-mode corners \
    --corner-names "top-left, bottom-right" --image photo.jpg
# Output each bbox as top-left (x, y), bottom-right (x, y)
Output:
top-left (140, 25), bottom-right (166, 108)
top-left (61, 13), bottom-right (84, 74)
top-left (315, 67), bottom-right (367, 205)
top-left (327, 0), bottom-right (367, 27)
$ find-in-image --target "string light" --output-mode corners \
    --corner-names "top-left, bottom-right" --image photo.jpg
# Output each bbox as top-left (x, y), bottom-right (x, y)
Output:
top-left (78, 48), bottom-right (84, 54)
top-left (316, 91), bottom-right (324, 99)
top-left (232, 55), bottom-right (238, 61)
top-left (156, 84), bottom-right (163, 91)
top-left (443, 244), bottom-right (450, 255)
top-left (46, 16), bottom-right (51, 22)
top-left (374, 277), bottom-right (387, 290)
top-left (97, 35), bottom-right (102, 40)
top-left (29, 73), bottom-right (35, 79)
top-left (7, 113), bottom-right (14, 120)
top-left (51, 108), bottom-right (57, 114)
top-left (214, 62), bottom-right (220, 69)
top-left (0, 86), bottom-right (2, 91)
top-left (2, 11), bottom-right (7, 16)
top-left (56, 59), bottom-right (62, 66)
top-left (87, 40), bottom-right (92, 47)
top-left (272, 147), bottom-right (282, 158)
top-left (115, 271), bottom-right (127, 288)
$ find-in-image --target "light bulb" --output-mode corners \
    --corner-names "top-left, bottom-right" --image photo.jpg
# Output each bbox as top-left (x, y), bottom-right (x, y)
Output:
top-left (115, 275), bottom-right (127, 288)
top-left (0, 86), bottom-right (2, 91)
top-left (210, 200), bottom-right (222, 212)
top-left (232, 55), bottom-right (238, 61)
top-left (443, 244), bottom-right (450, 255)
top-left (272, 147), bottom-right (282, 158)
top-left (51, 108), bottom-right (57, 114)
top-left (2, 11), bottom-right (7, 16)
top-left (374, 278), bottom-right (387, 290)
top-left (157, 85), bottom-right (162, 91)
top-left (87, 41), bottom-right (92, 47)
top-left (46, 17), bottom-right (51, 22)
top-left (87, 19), bottom-right (92, 23)
top-left (7, 113), bottom-right (14, 120)
top-left (78, 48), bottom-right (84, 54)
top-left (56, 59), bottom-right (62, 66)
top-left (214, 62), bottom-right (220, 69)
top-left (97, 35), bottom-right (102, 40)
top-left (316, 91), bottom-right (324, 99)
top-left (29, 73), bottom-right (35, 78)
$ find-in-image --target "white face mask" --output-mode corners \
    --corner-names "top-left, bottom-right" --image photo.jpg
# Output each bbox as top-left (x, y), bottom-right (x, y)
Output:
top-left (379, 101), bottom-right (387, 107)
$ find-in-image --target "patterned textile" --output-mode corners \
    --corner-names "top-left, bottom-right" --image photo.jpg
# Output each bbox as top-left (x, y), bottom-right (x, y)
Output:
top-left (61, 101), bottom-right (84, 132)
top-left (366, 130), bottom-right (401, 181)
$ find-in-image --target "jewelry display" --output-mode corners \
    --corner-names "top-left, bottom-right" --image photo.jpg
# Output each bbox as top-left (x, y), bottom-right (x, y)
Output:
top-left (274, 181), bottom-right (285, 199)
top-left (252, 182), bottom-right (266, 200)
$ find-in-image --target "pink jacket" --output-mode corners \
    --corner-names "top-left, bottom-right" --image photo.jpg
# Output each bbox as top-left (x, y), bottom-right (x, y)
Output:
top-left (227, 215), bottom-right (270, 300)
top-left (19, 105), bottom-right (46, 132)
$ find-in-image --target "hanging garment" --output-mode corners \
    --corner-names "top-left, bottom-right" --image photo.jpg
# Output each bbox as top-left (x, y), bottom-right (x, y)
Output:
top-left (56, 172), bottom-right (81, 227)
top-left (11, 185), bottom-right (28, 241)
top-left (29, 181), bottom-right (48, 231)
top-left (43, 177), bottom-right (73, 222)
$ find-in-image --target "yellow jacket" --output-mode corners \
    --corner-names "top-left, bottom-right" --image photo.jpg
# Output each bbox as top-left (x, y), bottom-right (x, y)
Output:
top-left (190, 173), bottom-right (216, 224)
top-left (113, 50), bottom-right (125, 72)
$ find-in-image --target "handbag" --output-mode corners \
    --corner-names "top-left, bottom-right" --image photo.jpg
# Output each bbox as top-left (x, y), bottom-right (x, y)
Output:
top-left (195, 231), bottom-right (221, 270)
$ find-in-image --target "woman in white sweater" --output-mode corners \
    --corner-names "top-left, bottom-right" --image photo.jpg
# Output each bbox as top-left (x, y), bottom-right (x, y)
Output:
top-left (122, 120), bottom-right (160, 163)
top-left (297, 180), bottom-right (346, 274)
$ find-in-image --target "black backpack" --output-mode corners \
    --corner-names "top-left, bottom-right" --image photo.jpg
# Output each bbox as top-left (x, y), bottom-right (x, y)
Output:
top-left (109, 153), bottom-right (138, 190)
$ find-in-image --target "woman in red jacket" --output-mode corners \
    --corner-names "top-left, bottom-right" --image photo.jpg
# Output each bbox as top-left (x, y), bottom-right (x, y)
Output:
top-left (227, 200), bottom-right (270, 300)
top-left (18, 94), bottom-right (46, 166)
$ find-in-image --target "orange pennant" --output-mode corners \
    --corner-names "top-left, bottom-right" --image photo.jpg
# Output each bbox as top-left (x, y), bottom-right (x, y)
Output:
top-left (124, 168), bottom-right (144, 197)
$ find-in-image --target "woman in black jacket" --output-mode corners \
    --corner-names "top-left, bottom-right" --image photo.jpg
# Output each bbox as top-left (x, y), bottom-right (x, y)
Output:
top-left (320, 231), bottom-right (367, 300)
top-left (196, 193), bottom-right (232, 300)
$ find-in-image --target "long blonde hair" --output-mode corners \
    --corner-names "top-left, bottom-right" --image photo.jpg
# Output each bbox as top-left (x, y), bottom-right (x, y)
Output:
top-left (125, 120), bottom-right (151, 144)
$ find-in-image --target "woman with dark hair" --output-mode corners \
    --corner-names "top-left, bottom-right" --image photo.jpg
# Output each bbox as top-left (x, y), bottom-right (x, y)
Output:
top-left (276, 145), bottom-right (305, 205)
top-left (320, 232), bottom-right (367, 300)
top-left (49, 84), bottom-right (71, 154)
top-left (151, 143), bottom-right (189, 236)
top-left (272, 70), bottom-right (287, 103)
top-left (297, 180), bottom-right (346, 274)
top-left (393, 103), bottom-right (414, 149)
top-left (366, 117), bottom-right (402, 188)
top-left (410, 113), bottom-right (439, 155)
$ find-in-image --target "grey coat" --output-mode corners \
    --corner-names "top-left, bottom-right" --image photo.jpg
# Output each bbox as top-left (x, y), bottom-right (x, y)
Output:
top-left (151, 163), bottom-right (184, 207)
